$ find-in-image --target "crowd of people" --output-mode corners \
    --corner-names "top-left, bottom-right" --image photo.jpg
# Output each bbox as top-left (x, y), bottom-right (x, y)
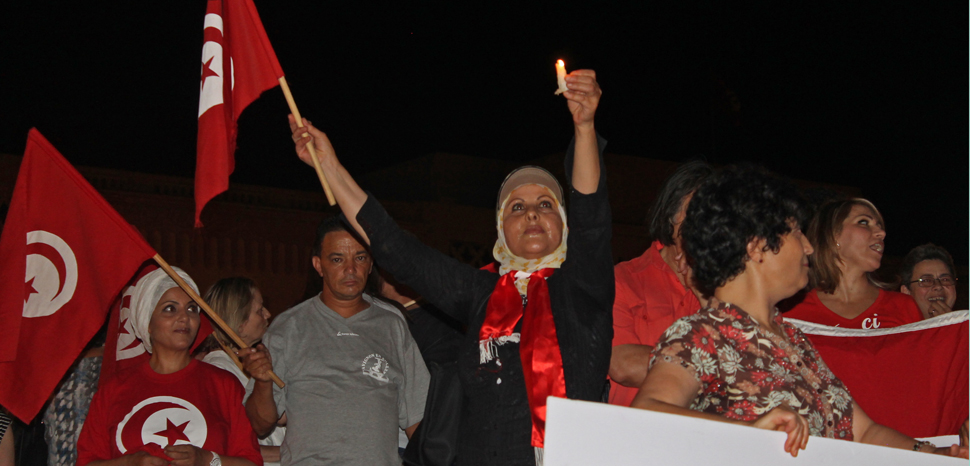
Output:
top-left (1, 70), bottom-right (966, 466)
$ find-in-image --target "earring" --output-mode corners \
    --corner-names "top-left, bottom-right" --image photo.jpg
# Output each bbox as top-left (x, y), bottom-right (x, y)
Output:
top-left (836, 243), bottom-right (840, 248)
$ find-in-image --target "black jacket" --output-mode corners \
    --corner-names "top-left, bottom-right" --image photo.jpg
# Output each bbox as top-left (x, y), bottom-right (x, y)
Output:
top-left (356, 137), bottom-right (614, 465)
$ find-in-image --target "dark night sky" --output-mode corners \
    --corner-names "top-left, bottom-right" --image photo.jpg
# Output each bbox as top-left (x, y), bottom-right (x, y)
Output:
top-left (1, 1), bottom-right (966, 262)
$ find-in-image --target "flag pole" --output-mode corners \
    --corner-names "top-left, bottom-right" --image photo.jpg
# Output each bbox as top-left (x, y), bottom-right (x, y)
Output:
top-left (216, 338), bottom-right (246, 372)
top-left (152, 254), bottom-right (285, 388)
top-left (278, 77), bottom-right (336, 206)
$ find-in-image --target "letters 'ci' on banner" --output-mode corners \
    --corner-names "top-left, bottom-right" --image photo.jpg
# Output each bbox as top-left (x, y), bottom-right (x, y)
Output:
top-left (0, 129), bottom-right (157, 422)
top-left (195, 0), bottom-right (285, 227)
top-left (789, 313), bottom-right (970, 439)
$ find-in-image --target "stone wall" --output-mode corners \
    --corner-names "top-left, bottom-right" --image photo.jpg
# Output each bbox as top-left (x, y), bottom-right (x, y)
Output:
top-left (9, 152), bottom-right (936, 318)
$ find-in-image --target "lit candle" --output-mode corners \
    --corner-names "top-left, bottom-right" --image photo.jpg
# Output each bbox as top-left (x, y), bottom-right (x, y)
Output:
top-left (554, 59), bottom-right (568, 95)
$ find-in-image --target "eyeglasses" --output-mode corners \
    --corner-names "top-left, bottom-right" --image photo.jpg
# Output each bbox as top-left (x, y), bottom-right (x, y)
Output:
top-left (907, 275), bottom-right (957, 288)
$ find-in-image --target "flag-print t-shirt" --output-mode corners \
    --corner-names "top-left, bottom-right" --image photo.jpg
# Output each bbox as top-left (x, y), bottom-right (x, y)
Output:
top-left (76, 360), bottom-right (261, 466)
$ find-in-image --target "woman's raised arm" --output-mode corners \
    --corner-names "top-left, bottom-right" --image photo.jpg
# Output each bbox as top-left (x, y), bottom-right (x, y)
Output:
top-left (289, 114), bottom-right (371, 244)
top-left (563, 70), bottom-right (602, 194)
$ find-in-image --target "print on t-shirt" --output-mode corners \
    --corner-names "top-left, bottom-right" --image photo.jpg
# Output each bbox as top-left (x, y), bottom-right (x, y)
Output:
top-left (361, 354), bottom-right (390, 383)
top-left (116, 396), bottom-right (207, 453)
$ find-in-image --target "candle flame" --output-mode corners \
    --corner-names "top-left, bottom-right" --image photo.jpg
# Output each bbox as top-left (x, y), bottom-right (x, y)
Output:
top-left (557, 59), bottom-right (564, 66)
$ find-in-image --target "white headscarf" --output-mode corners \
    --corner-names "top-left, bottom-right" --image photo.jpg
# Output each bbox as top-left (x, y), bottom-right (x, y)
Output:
top-left (492, 184), bottom-right (569, 296)
top-left (129, 267), bottom-right (199, 354)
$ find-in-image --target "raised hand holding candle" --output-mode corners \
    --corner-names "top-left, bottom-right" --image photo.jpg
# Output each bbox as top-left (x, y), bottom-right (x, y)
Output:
top-left (554, 59), bottom-right (568, 95)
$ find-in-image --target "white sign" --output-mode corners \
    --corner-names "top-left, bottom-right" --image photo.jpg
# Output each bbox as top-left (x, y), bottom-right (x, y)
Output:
top-left (544, 398), bottom-right (961, 465)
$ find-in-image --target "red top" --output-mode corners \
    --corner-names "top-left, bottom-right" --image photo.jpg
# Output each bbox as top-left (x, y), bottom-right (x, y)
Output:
top-left (784, 289), bottom-right (922, 329)
top-left (609, 241), bottom-right (701, 406)
top-left (76, 360), bottom-right (262, 466)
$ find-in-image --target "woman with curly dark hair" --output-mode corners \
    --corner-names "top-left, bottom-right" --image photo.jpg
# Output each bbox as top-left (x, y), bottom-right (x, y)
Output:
top-left (631, 166), bottom-right (966, 459)
top-left (784, 198), bottom-right (922, 328)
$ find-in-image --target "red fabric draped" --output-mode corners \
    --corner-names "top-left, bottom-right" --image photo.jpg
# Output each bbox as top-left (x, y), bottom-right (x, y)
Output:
top-left (789, 314), bottom-right (969, 438)
top-left (481, 268), bottom-right (566, 448)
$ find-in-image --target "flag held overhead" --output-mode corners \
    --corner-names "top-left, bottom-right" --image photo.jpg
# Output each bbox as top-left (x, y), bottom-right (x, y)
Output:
top-left (195, 0), bottom-right (334, 228)
top-left (0, 129), bottom-right (157, 421)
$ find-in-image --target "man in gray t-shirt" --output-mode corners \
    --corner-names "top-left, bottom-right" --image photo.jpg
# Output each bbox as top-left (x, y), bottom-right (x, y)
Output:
top-left (242, 218), bottom-right (429, 466)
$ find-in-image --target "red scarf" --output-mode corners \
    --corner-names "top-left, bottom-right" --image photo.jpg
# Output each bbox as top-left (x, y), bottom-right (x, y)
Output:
top-left (479, 268), bottom-right (566, 448)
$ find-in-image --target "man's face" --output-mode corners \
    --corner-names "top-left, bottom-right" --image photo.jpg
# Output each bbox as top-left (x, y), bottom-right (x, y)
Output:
top-left (312, 231), bottom-right (373, 302)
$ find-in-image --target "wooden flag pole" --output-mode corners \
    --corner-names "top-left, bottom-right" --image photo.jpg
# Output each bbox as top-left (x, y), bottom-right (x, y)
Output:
top-left (153, 254), bottom-right (285, 388)
top-left (216, 338), bottom-right (246, 373)
top-left (278, 77), bottom-right (336, 206)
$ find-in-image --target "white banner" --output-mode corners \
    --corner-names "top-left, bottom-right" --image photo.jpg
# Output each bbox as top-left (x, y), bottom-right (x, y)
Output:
top-left (544, 398), bottom-right (962, 465)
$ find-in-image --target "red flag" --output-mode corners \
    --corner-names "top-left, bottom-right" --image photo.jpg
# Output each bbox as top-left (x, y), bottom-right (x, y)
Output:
top-left (0, 129), bottom-right (157, 421)
top-left (787, 312), bottom-right (969, 438)
top-left (195, 0), bottom-right (285, 227)
top-left (101, 263), bottom-right (214, 385)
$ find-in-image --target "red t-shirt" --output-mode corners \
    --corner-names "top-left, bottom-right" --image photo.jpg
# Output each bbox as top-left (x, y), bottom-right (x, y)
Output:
top-left (77, 360), bottom-right (262, 466)
top-left (609, 241), bottom-right (701, 406)
top-left (784, 289), bottom-right (922, 329)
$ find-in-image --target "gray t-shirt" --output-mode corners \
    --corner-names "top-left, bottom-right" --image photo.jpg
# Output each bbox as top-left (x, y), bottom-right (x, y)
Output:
top-left (247, 294), bottom-right (429, 466)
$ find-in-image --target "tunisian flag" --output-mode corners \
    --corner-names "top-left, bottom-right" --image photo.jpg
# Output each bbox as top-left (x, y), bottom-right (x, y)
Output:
top-left (195, 0), bottom-right (284, 227)
top-left (787, 311), bottom-right (969, 438)
top-left (0, 129), bottom-right (157, 421)
top-left (100, 262), bottom-right (214, 385)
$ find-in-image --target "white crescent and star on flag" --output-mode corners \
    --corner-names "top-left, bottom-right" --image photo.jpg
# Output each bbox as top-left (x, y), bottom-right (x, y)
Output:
top-left (23, 230), bottom-right (78, 318)
top-left (116, 396), bottom-right (208, 453)
top-left (116, 285), bottom-right (147, 361)
top-left (199, 13), bottom-right (233, 118)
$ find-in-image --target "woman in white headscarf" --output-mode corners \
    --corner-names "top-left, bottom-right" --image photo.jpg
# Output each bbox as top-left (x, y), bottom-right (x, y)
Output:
top-left (272, 69), bottom-right (611, 465)
top-left (77, 268), bottom-right (261, 466)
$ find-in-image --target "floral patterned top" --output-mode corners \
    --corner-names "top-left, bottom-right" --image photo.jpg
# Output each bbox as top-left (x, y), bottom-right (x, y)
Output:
top-left (650, 302), bottom-right (854, 440)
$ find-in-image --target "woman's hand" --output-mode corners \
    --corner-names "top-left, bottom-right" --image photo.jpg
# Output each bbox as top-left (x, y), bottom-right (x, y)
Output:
top-left (925, 299), bottom-right (953, 318)
top-left (288, 115), bottom-right (337, 169)
top-left (563, 70), bottom-right (601, 130)
top-left (284, 114), bottom-right (371, 241)
top-left (751, 406), bottom-right (810, 458)
top-left (125, 451), bottom-right (167, 466)
top-left (930, 444), bottom-right (969, 458)
top-left (163, 445), bottom-right (209, 466)
top-left (238, 344), bottom-right (274, 383)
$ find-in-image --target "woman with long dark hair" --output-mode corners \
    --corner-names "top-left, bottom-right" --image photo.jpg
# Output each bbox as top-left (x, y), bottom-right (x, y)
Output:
top-left (785, 199), bottom-right (921, 329)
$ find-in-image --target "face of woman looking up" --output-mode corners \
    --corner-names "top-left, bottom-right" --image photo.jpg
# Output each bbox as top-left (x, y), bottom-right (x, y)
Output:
top-left (836, 204), bottom-right (885, 273)
top-left (237, 288), bottom-right (271, 347)
top-left (762, 225), bottom-right (815, 301)
top-left (148, 287), bottom-right (201, 352)
top-left (502, 184), bottom-right (564, 260)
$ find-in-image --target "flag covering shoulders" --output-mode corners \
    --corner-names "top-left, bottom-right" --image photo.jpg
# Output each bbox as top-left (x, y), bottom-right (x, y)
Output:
top-left (788, 312), bottom-right (969, 438)
top-left (196, 0), bottom-right (284, 227)
top-left (0, 129), bottom-right (157, 421)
